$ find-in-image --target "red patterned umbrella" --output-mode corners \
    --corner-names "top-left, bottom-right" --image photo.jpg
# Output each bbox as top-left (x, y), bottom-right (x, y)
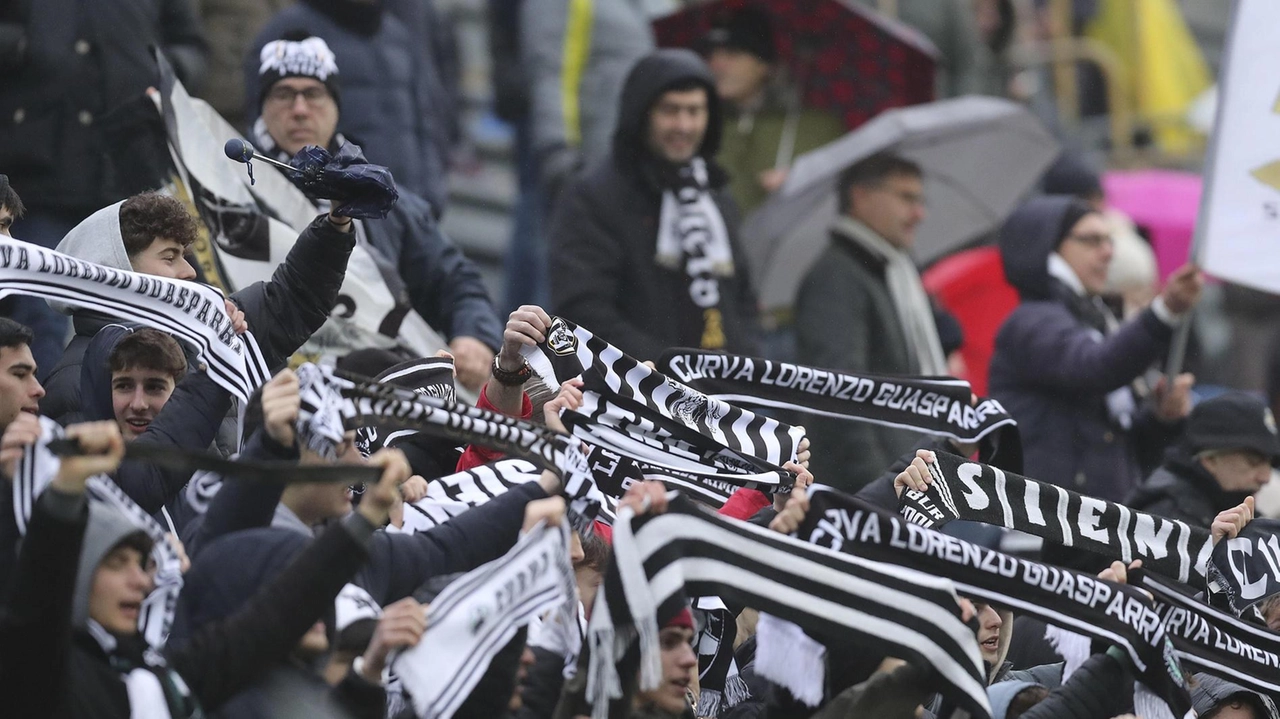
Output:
top-left (652, 0), bottom-right (939, 130)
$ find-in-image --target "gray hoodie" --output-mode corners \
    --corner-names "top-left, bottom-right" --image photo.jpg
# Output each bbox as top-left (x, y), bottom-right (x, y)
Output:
top-left (72, 500), bottom-right (154, 628)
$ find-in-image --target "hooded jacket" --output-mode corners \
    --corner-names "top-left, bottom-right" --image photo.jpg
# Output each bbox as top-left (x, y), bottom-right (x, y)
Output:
top-left (40, 204), bottom-right (356, 424)
top-left (1125, 447), bottom-right (1254, 528)
top-left (1, 487), bottom-right (378, 719)
top-left (548, 49), bottom-right (760, 360)
top-left (173, 528), bottom-right (384, 719)
top-left (72, 324), bottom-right (234, 516)
top-left (1190, 673), bottom-right (1280, 719)
top-left (988, 197), bottom-right (1178, 502)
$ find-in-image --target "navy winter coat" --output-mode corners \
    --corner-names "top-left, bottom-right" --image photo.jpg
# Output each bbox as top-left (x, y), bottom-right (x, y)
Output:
top-left (988, 197), bottom-right (1179, 502)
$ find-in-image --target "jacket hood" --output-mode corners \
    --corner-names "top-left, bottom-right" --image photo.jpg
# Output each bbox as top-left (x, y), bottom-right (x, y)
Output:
top-left (987, 680), bottom-right (1040, 719)
top-left (612, 49), bottom-right (723, 176)
top-left (52, 201), bottom-right (133, 316)
top-left (73, 500), bottom-right (155, 628)
top-left (56, 201), bottom-right (133, 271)
top-left (998, 196), bottom-right (1092, 300)
top-left (1191, 673), bottom-right (1280, 719)
top-left (171, 527), bottom-right (312, 644)
top-left (78, 325), bottom-right (134, 424)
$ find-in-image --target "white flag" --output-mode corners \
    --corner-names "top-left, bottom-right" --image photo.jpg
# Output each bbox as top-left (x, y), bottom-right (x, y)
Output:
top-left (1199, 0), bottom-right (1280, 293)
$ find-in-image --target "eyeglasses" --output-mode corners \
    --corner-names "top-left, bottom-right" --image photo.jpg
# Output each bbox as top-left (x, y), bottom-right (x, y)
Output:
top-left (265, 86), bottom-right (332, 107)
top-left (1065, 232), bottom-right (1113, 249)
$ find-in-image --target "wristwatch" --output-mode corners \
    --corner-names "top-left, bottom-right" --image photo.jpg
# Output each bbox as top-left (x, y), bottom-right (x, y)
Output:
top-left (492, 356), bottom-right (533, 386)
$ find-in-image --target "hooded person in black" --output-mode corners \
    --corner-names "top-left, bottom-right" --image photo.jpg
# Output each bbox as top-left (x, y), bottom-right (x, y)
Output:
top-left (987, 196), bottom-right (1201, 502)
top-left (1127, 391), bottom-right (1280, 528)
top-left (548, 48), bottom-right (761, 360)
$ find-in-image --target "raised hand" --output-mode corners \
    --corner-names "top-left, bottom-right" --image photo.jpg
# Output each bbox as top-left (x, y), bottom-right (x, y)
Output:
top-left (357, 448), bottom-right (412, 527)
top-left (53, 421), bottom-right (126, 494)
top-left (1211, 496), bottom-right (1255, 546)
top-left (262, 368), bottom-right (301, 447)
top-left (361, 597), bottom-right (428, 683)
top-left (894, 449), bottom-right (937, 499)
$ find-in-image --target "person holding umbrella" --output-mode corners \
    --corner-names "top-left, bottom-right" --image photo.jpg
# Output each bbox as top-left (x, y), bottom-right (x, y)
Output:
top-left (793, 152), bottom-right (956, 491)
top-left (699, 6), bottom-right (844, 217)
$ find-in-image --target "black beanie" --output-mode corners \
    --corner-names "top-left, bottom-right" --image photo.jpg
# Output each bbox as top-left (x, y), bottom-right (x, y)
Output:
top-left (698, 5), bottom-right (776, 63)
top-left (257, 31), bottom-right (342, 112)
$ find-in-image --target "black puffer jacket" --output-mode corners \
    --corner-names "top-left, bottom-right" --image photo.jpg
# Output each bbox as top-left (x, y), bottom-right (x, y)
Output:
top-left (548, 49), bottom-right (761, 360)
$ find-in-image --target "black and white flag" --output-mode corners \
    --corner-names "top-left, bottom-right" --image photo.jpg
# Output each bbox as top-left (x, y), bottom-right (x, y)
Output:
top-left (588, 493), bottom-right (990, 719)
top-left (11, 417), bottom-right (184, 647)
top-left (899, 452), bottom-right (1214, 584)
top-left (660, 348), bottom-right (1019, 448)
top-left (801, 487), bottom-right (1194, 717)
top-left (1143, 575), bottom-right (1280, 696)
top-left (1208, 517), bottom-right (1280, 616)
top-left (0, 236), bottom-right (270, 402)
top-left (523, 317), bottom-right (802, 492)
top-left (393, 519), bottom-right (578, 719)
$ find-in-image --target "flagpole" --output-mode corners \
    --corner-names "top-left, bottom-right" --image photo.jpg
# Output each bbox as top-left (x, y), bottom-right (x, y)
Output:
top-left (1164, 0), bottom-right (1243, 379)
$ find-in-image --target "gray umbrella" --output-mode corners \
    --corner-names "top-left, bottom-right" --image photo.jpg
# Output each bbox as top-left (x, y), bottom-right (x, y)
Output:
top-left (740, 96), bottom-right (1060, 313)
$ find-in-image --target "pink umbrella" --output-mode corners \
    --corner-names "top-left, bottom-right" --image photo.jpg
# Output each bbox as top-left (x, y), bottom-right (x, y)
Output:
top-left (1102, 169), bottom-right (1202, 282)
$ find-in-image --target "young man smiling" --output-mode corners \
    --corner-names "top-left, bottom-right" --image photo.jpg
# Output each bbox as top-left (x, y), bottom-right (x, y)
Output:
top-left (106, 329), bottom-right (187, 442)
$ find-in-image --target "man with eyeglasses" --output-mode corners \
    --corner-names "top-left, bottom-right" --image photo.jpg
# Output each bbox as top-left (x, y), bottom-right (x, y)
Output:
top-left (247, 34), bottom-right (503, 393)
top-left (794, 153), bottom-right (962, 491)
top-left (989, 196), bottom-right (1203, 503)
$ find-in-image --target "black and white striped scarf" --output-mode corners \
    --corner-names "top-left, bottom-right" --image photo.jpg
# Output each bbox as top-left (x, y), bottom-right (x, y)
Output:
top-left (588, 493), bottom-right (990, 719)
top-left (392, 520), bottom-right (578, 719)
top-left (659, 349), bottom-right (1019, 451)
top-left (295, 364), bottom-right (606, 527)
top-left (0, 236), bottom-right (270, 402)
top-left (12, 417), bottom-right (184, 647)
top-left (523, 317), bottom-right (801, 496)
top-left (802, 486), bottom-right (1195, 718)
top-left (900, 452), bottom-right (1213, 584)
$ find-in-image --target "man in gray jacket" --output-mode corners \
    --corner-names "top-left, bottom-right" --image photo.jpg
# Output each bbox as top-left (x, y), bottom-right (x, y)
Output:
top-left (794, 153), bottom-right (951, 492)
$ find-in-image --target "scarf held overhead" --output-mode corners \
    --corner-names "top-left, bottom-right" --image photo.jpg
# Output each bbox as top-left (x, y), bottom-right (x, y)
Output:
top-left (523, 317), bottom-right (801, 488)
top-left (294, 364), bottom-right (606, 525)
top-left (899, 452), bottom-right (1214, 584)
top-left (393, 520), bottom-right (578, 719)
top-left (1142, 575), bottom-right (1280, 697)
top-left (588, 493), bottom-right (990, 719)
top-left (0, 236), bottom-right (270, 402)
top-left (801, 486), bottom-right (1194, 717)
top-left (1207, 517), bottom-right (1280, 616)
top-left (660, 348), bottom-right (1020, 447)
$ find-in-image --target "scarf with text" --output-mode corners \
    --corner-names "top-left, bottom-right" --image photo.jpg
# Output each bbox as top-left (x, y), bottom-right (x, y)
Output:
top-left (1144, 575), bottom-right (1280, 696)
top-left (588, 493), bottom-right (989, 719)
top-left (659, 348), bottom-right (1022, 466)
top-left (691, 596), bottom-right (749, 717)
top-left (522, 317), bottom-right (801, 496)
top-left (1207, 518), bottom-right (1280, 616)
top-left (295, 364), bottom-right (605, 528)
top-left (12, 417), bottom-right (184, 647)
top-left (655, 157), bottom-right (735, 350)
top-left (393, 520), bottom-right (578, 719)
top-left (0, 236), bottom-right (270, 402)
top-left (899, 452), bottom-right (1214, 584)
top-left (802, 486), bottom-right (1193, 717)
